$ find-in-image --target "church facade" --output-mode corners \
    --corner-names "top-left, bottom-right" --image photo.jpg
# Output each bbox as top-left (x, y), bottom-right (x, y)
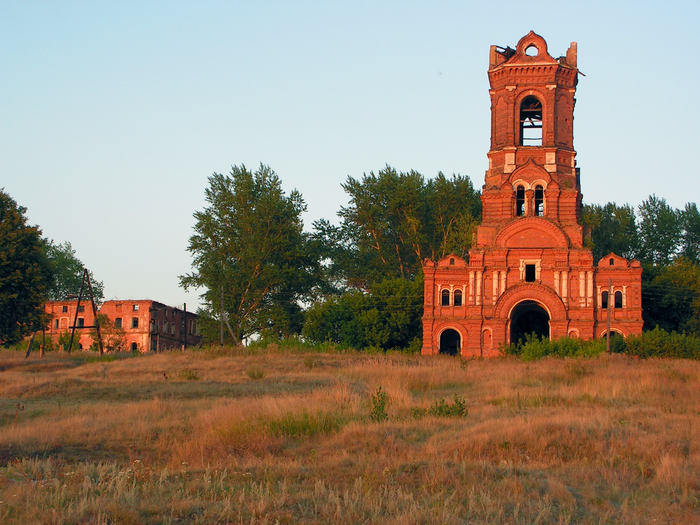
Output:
top-left (422, 32), bottom-right (643, 356)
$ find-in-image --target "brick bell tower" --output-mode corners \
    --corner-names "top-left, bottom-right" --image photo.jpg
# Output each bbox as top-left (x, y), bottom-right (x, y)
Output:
top-left (422, 32), bottom-right (643, 356)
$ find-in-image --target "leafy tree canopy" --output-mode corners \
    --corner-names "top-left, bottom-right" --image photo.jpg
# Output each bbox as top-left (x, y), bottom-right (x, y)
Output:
top-left (583, 195), bottom-right (699, 336)
top-left (303, 275), bottom-right (423, 351)
top-left (180, 164), bottom-right (321, 344)
top-left (582, 202), bottom-right (640, 262)
top-left (642, 257), bottom-right (700, 337)
top-left (44, 241), bottom-right (104, 302)
top-left (637, 194), bottom-right (683, 268)
top-left (313, 166), bottom-right (481, 291)
top-left (0, 189), bottom-right (52, 346)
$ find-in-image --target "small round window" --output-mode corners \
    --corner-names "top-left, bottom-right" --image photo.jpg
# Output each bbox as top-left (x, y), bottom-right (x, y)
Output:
top-left (525, 45), bottom-right (538, 57)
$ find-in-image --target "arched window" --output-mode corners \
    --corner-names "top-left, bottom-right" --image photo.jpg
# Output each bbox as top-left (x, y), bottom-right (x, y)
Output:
top-left (516, 185), bottom-right (525, 216)
top-left (609, 258), bottom-right (615, 266)
top-left (534, 185), bottom-right (544, 216)
top-left (131, 342), bottom-right (138, 352)
top-left (453, 289), bottom-right (463, 307)
top-left (614, 291), bottom-right (623, 309)
top-left (441, 289), bottom-right (450, 306)
top-left (601, 291), bottom-right (609, 309)
top-left (520, 96), bottom-right (542, 146)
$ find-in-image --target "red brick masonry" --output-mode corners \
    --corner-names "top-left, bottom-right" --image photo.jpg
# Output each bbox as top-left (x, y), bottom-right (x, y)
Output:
top-left (422, 32), bottom-right (643, 356)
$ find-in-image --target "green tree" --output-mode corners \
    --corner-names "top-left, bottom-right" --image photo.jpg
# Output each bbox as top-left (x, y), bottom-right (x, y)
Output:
top-left (303, 275), bottom-right (423, 351)
top-left (180, 164), bottom-right (319, 343)
top-left (315, 166), bottom-right (481, 290)
top-left (581, 202), bottom-right (640, 262)
top-left (427, 172), bottom-right (481, 260)
top-left (642, 257), bottom-right (700, 336)
top-left (0, 189), bottom-right (52, 346)
top-left (680, 203), bottom-right (700, 264)
top-left (44, 241), bottom-right (104, 302)
top-left (638, 194), bottom-right (682, 267)
top-left (91, 314), bottom-right (126, 352)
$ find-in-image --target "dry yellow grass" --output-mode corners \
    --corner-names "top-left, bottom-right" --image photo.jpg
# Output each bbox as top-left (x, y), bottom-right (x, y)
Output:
top-left (0, 347), bottom-right (699, 524)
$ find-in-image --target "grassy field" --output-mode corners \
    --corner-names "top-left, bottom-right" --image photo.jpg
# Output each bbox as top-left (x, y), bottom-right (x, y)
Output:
top-left (0, 346), bottom-right (699, 524)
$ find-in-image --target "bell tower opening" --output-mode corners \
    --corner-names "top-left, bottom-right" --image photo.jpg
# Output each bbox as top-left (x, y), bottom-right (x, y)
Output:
top-left (515, 185), bottom-right (525, 216)
top-left (510, 300), bottom-right (550, 345)
top-left (439, 329), bottom-right (460, 356)
top-left (520, 96), bottom-right (542, 146)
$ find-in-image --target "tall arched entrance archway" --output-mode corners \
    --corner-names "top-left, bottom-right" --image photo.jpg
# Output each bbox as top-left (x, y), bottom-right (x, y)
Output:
top-left (439, 329), bottom-right (461, 356)
top-left (510, 300), bottom-right (549, 345)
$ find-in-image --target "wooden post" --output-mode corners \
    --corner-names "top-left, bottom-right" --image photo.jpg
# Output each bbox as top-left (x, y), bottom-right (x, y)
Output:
top-left (183, 303), bottom-right (187, 351)
top-left (606, 278), bottom-right (612, 354)
top-left (24, 332), bottom-right (36, 358)
top-left (85, 270), bottom-right (104, 355)
top-left (67, 274), bottom-right (87, 353)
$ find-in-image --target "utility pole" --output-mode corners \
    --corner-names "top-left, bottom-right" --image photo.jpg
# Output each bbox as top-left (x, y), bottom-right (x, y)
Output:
top-left (606, 278), bottom-right (612, 354)
top-left (183, 303), bottom-right (187, 351)
top-left (67, 269), bottom-right (104, 354)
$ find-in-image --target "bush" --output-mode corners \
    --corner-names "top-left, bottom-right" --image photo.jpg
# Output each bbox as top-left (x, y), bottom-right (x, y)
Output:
top-left (504, 329), bottom-right (700, 361)
top-left (412, 394), bottom-right (469, 419)
top-left (370, 386), bottom-right (388, 422)
top-left (303, 277), bottom-right (423, 352)
top-left (505, 334), bottom-right (606, 361)
top-left (625, 327), bottom-right (700, 359)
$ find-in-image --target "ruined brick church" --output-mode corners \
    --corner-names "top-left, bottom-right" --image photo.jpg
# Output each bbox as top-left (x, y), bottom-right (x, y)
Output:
top-left (422, 32), bottom-right (643, 356)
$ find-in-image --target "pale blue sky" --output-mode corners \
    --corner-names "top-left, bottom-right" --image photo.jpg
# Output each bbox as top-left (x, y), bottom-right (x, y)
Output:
top-left (2, 1), bottom-right (698, 309)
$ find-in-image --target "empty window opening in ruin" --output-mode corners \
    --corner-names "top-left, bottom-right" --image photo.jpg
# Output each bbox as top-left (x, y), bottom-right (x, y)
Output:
top-left (534, 185), bottom-right (544, 216)
top-left (115, 317), bottom-right (122, 328)
top-left (520, 96), bottom-right (542, 146)
top-left (525, 44), bottom-right (538, 57)
top-left (133, 304), bottom-right (139, 311)
top-left (614, 291), bottom-right (623, 309)
top-left (131, 342), bottom-right (137, 352)
top-left (441, 289), bottom-right (450, 306)
top-left (525, 264), bottom-right (536, 282)
top-left (77, 318), bottom-right (84, 328)
top-left (516, 185), bottom-right (525, 216)
top-left (62, 305), bottom-right (68, 313)
top-left (453, 289), bottom-right (463, 306)
top-left (601, 291), bottom-right (609, 309)
top-left (132, 317), bottom-right (139, 329)
top-left (610, 258), bottom-right (615, 266)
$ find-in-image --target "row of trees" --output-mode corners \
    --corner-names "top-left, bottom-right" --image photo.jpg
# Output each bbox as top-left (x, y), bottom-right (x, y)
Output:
top-left (180, 165), bottom-right (482, 348)
top-left (182, 164), bottom-right (700, 349)
top-left (3, 166), bottom-right (697, 350)
top-left (582, 198), bottom-right (700, 335)
top-left (0, 189), bottom-right (104, 347)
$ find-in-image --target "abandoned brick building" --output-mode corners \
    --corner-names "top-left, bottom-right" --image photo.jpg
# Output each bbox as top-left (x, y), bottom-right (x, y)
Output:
top-left (45, 299), bottom-right (201, 352)
top-left (422, 32), bottom-right (643, 356)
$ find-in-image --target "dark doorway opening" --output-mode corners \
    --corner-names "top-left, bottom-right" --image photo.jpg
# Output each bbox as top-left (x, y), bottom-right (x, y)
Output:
top-left (439, 329), bottom-right (461, 356)
top-left (510, 301), bottom-right (550, 345)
